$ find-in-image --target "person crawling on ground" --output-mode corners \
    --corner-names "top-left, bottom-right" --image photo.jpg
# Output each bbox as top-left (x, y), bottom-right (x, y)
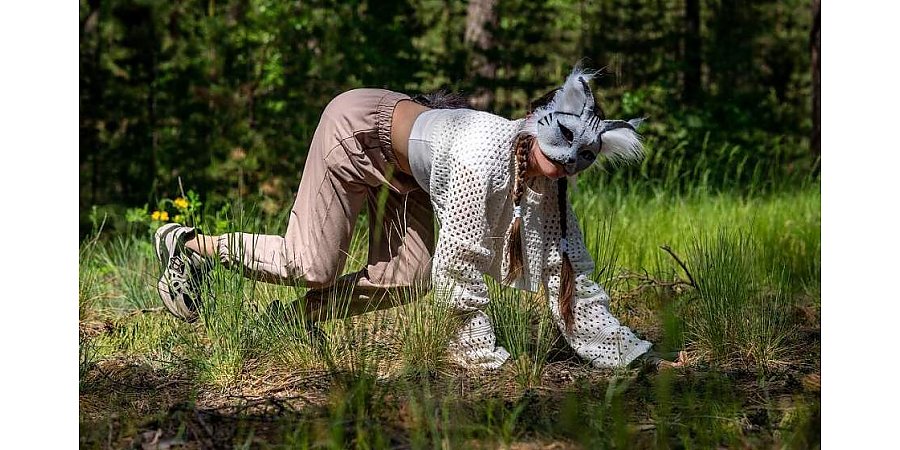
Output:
top-left (153, 66), bottom-right (688, 371)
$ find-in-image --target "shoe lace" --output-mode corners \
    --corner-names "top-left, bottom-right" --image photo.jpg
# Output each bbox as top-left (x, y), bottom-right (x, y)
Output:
top-left (166, 254), bottom-right (197, 291)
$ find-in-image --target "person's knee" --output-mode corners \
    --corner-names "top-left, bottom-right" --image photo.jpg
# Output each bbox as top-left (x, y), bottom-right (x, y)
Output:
top-left (370, 264), bottom-right (432, 293)
top-left (300, 268), bottom-right (341, 289)
top-left (394, 272), bottom-right (432, 297)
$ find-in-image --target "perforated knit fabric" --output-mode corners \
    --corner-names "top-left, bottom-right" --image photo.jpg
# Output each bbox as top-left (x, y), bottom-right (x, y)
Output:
top-left (424, 109), bottom-right (651, 370)
top-left (531, 178), bottom-right (653, 368)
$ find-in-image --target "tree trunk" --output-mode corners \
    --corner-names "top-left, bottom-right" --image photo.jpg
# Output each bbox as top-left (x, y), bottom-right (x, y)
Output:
top-left (683, 0), bottom-right (702, 104)
top-left (465, 0), bottom-right (497, 110)
top-left (811, 0), bottom-right (821, 160)
top-left (84, 0), bottom-right (103, 209)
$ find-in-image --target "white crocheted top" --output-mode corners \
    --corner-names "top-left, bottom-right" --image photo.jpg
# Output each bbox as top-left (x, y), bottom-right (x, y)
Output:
top-left (418, 109), bottom-right (652, 370)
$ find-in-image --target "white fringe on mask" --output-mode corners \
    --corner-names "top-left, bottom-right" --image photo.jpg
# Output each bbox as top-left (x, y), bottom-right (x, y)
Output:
top-left (600, 128), bottom-right (644, 166)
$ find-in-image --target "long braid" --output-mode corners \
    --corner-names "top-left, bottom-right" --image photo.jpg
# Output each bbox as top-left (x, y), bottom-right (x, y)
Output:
top-left (503, 134), bottom-right (532, 284)
top-left (557, 178), bottom-right (576, 333)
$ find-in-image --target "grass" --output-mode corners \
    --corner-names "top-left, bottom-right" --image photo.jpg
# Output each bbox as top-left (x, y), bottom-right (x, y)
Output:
top-left (685, 229), bottom-right (798, 369)
top-left (78, 177), bottom-right (820, 448)
top-left (487, 282), bottom-right (559, 390)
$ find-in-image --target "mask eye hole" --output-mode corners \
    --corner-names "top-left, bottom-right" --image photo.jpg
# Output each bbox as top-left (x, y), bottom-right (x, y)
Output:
top-left (579, 150), bottom-right (596, 162)
top-left (557, 122), bottom-right (574, 143)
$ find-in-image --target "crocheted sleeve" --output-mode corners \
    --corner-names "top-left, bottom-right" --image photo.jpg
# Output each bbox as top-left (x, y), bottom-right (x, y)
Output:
top-left (537, 180), bottom-right (652, 369)
top-left (431, 159), bottom-right (510, 370)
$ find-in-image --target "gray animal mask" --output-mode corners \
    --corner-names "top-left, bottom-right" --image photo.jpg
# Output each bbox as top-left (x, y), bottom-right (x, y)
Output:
top-left (524, 69), bottom-right (644, 174)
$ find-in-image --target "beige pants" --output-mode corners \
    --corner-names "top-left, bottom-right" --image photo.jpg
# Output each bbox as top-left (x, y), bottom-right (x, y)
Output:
top-left (217, 89), bottom-right (435, 315)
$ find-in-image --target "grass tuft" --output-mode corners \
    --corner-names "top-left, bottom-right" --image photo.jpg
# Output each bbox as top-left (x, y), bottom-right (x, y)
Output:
top-left (685, 228), bottom-right (798, 370)
top-left (487, 282), bottom-right (558, 390)
top-left (394, 286), bottom-right (457, 377)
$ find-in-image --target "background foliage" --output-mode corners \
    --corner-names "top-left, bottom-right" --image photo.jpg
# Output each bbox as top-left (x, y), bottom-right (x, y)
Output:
top-left (80, 0), bottom-right (818, 234)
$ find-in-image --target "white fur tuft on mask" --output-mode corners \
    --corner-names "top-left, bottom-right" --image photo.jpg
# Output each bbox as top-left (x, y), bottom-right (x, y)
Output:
top-left (600, 128), bottom-right (644, 165)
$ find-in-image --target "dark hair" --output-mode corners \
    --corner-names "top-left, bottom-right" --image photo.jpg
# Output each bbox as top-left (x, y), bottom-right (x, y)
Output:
top-left (529, 88), bottom-right (560, 113)
top-left (556, 178), bottom-right (576, 333)
top-left (411, 90), bottom-right (469, 109)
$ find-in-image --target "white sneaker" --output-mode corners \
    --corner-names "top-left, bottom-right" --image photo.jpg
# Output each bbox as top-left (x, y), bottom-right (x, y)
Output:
top-left (154, 223), bottom-right (209, 322)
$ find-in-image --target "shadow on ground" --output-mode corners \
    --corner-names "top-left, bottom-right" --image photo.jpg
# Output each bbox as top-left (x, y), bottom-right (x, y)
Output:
top-left (80, 356), bottom-right (820, 449)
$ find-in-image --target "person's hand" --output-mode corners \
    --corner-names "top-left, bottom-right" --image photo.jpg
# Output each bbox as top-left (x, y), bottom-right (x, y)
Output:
top-left (658, 350), bottom-right (689, 370)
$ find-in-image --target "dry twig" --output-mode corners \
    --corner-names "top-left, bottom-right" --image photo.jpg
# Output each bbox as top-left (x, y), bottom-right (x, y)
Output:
top-left (614, 269), bottom-right (695, 301)
top-left (122, 307), bottom-right (166, 320)
top-left (659, 244), bottom-right (698, 290)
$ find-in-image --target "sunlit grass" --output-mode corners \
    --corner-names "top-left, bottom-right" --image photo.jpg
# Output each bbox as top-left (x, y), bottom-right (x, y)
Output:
top-left (79, 182), bottom-right (820, 374)
top-left (394, 287), bottom-right (457, 377)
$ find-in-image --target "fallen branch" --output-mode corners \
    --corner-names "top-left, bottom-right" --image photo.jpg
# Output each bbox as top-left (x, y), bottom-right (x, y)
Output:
top-left (614, 269), bottom-right (695, 301)
top-left (659, 245), bottom-right (698, 290)
top-left (122, 306), bottom-right (166, 320)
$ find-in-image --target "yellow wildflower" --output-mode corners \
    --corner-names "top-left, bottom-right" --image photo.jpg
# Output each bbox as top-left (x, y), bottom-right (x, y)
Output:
top-left (173, 214), bottom-right (184, 224)
top-left (174, 197), bottom-right (189, 210)
top-left (151, 210), bottom-right (169, 222)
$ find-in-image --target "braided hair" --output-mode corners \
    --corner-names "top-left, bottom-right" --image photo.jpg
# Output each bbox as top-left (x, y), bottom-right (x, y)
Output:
top-left (505, 88), bottom-right (578, 332)
top-left (556, 177), bottom-right (576, 333)
top-left (503, 133), bottom-right (532, 284)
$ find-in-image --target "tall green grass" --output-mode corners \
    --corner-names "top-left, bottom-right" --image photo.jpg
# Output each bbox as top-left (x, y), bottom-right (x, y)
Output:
top-left (78, 223), bottom-right (106, 321)
top-left (487, 283), bottom-right (558, 389)
top-left (572, 183), bottom-right (818, 372)
top-left (393, 287), bottom-right (457, 377)
top-left (78, 182), bottom-right (819, 377)
top-left (685, 229), bottom-right (797, 369)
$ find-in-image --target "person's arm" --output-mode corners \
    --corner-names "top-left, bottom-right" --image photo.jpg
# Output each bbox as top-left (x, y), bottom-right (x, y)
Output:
top-left (432, 162), bottom-right (510, 369)
top-left (537, 181), bottom-right (652, 368)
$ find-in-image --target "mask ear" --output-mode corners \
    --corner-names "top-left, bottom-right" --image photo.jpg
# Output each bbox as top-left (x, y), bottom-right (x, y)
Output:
top-left (554, 69), bottom-right (595, 115)
top-left (627, 117), bottom-right (645, 130)
top-left (579, 76), bottom-right (595, 114)
top-left (599, 122), bottom-right (644, 165)
top-left (599, 119), bottom-right (636, 133)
